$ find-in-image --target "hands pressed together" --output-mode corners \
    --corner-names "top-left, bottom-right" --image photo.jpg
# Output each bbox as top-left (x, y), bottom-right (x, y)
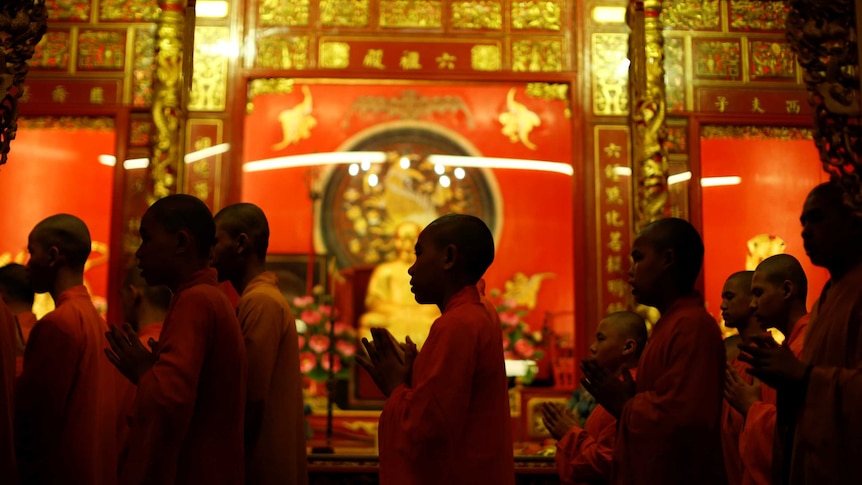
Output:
top-left (540, 402), bottom-right (578, 441)
top-left (579, 360), bottom-right (636, 419)
top-left (104, 323), bottom-right (158, 385)
top-left (355, 328), bottom-right (418, 397)
top-left (738, 334), bottom-right (809, 391)
top-left (724, 364), bottom-right (761, 416)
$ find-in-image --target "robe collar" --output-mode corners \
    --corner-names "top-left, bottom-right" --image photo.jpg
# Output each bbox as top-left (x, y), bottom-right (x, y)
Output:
top-left (241, 271), bottom-right (278, 297)
top-left (55, 284), bottom-right (92, 306)
top-left (652, 291), bottom-right (705, 332)
top-left (443, 285), bottom-right (481, 313)
top-left (175, 268), bottom-right (219, 295)
top-left (786, 313), bottom-right (810, 348)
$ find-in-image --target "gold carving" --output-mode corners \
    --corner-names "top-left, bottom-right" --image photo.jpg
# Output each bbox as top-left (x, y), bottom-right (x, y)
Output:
top-left (130, 119), bottom-right (152, 146)
top-left (90, 87), bottom-right (105, 104)
top-left (661, 0), bottom-right (719, 30)
top-left (320, 0), bottom-right (369, 27)
top-left (258, 0), bottom-right (309, 27)
top-left (700, 125), bottom-right (813, 141)
top-left (746, 234), bottom-right (787, 270)
top-left (498, 88), bottom-right (541, 150)
top-left (99, 0), bottom-right (160, 21)
top-left (436, 53), bottom-right (456, 69)
top-left (150, 5), bottom-right (186, 203)
top-left (786, 100), bottom-right (801, 114)
top-left (471, 45), bottom-right (501, 71)
top-left (343, 90), bottom-right (474, 129)
top-left (18, 116), bottom-right (114, 130)
top-left (273, 86), bottom-right (316, 151)
top-left (694, 41), bottom-right (741, 79)
top-left (502, 272), bottom-right (556, 310)
top-left (379, 0), bottom-right (442, 28)
top-left (512, 39), bottom-right (563, 72)
top-left (190, 26), bottom-right (229, 112)
top-left (715, 96), bottom-right (729, 112)
top-left (751, 97), bottom-right (765, 113)
top-left (77, 30), bottom-right (126, 71)
top-left (451, 1), bottom-right (502, 30)
top-left (526, 83), bottom-right (570, 117)
top-left (247, 78), bottom-right (294, 114)
top-left (256, 35), bottom-right (309, 70)
top-left (363, 49), bottom-right (385, 69)
top-left (45, 0), bottom-right (89, 21)
top-left (133, 27), bottom-right (156, 107)
top-left (731, 0), bottom-right (787, 31)
top-left (400, 51), bottom-right (422, 70)
top-left (603, 143), bottom-right (622, 158)
top-left (750, 41), bottom-right (796, 79)
top-left (193, 181), bottom-right (209, 200)
top-left (31, 31), bottom-right (70, 70)
top-left (664, 36), bottom-right (685, 112)
top-left (511, 0), bottom-right (562, 31)
top-left (320, 42), bottom-right (350, 69)
top-left (592, 33), bottom-right (629, 116)
top-left (52, 85), bottom-right (68, 103)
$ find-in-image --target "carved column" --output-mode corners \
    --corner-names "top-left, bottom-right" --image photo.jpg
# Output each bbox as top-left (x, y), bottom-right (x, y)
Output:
top-left (629, 0), bottom-right (670, 230)
top-left (786, 0), bottom-right (862, 205)
top-left (149, 0), bottom-right (189, 204)
top-left (0, 1), bottom-right (47, 165)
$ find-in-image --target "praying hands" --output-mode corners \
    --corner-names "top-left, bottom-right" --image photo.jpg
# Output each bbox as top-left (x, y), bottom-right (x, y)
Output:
top-left (104, 323), bottom-right (157, 385)
top-left (580, 360), bottom-right (636, 419)
top-left (355, 327), bottom-right (418, 397)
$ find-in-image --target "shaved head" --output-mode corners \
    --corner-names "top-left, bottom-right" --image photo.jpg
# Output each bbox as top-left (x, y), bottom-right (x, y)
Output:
top-left (639, 218), bottom-right (704, 290)
top-left (0, 263), bottom-right (34, 306)
top-left (726, 271), bottom-right (754, 294)
top-left (424, 213), bottom-right (494, 283)
top-left (755, 254), bottom-right (808, 303)
top-left (31, 214), bottom-right (91, 269)
top-left (214, 203), bottom-right (270, 259)
top-left (145, 194), bottom-right (215, 257)
top-left (123, 266), bottom-right (172, 311)
top-left (605, 311), bottom-right (648, 359)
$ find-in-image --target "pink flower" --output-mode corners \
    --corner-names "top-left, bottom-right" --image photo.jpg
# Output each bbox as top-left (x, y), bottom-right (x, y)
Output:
top-left (299, 352), bottom-right (318, 373)
top-left (318, 305), bottom-right (332, 317)
top-left (503, 339), bottom-right (512, 352)
top-left (301, 309), bottom-right (322, 325)
top-left (337, 339), bottom-right (356, 357)
top-left (309, 335), bottom-right (331, 353)
top-left (499, 311), bottom-right (520, 327)
top-left (503, 299), bottom-right (518, 309)
top-left (293, 295), bottom-right (315, 307)
top-left (297, 335), bottom-right (306, 350)
top-left (321, 353), bottom-right (342, 373)
top-left (514, 338), bottom-right (535, 359)
top-left (334, 322), bottom-right (352, 335)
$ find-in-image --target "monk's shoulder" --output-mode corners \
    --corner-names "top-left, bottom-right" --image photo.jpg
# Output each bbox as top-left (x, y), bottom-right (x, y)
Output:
top-left (238, 285), bottom-right (291, 321)
top-left (174, 283), bottom-right (236, 321)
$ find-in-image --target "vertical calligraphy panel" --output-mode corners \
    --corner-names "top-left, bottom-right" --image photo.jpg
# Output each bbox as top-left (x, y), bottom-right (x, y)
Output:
top-left (185, 119), bottom-right (224, 212)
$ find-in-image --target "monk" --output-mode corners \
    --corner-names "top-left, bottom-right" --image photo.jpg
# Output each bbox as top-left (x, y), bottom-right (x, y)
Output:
top-left (740, 182), bottom-right (862, 484)
top-left (718, 271), bottom-right (759, 485)
top-left (16, 214), bottom-right (121, 485)
top-left (582, 217), bottom-right (726, 485)
top-left (120, 266), bottom-right (170, 346)
top-left (105, 194), bottom-right (247, 485)
top-left (0, 299), bottom-right (16, 482)
top-left (541, 311), bottom-right (647, 485)
top-left (729, 254), bottom-right (808, 485)
top-left (212, 202), bottom-right (308, 485)
top-left (357, 214), bottom-right (515, 485)
top-left (725, 335), bottom-right (743, 362)
top-left (0, 263), bottom-right (37, 376)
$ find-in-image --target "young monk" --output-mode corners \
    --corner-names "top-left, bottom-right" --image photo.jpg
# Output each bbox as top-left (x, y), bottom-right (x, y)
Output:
top-left (0, 264), bottom-right (37, 376)
top-left (211, 202), bottom-right (308, 485)
top-left (356, 214), bottom-right (515, 485)
top-left (729, 254), bottom-right (808, 485)
top-left (541, 311), bottom-right (647, 485)
top-left (120, 266), bottom-right (171, 346)
top-left (582, 217), bottom-right (726, 484)
top-left (17, 214), bottom-right (121, 485)
top-left (718, 271), bottom-right (759, 485)
top-left (741, 182), bottom-right (862, 484)
top-left (0, 299), bottom-right (16, 482)
top-left (104, 194), bottom-right (247, 485)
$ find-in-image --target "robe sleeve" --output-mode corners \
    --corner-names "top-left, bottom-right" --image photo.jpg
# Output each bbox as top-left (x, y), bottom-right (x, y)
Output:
top-left (122, 290), bottom-right (214, 485)
top-left (15, 314), bottom-right (81, 479)
top-left (798, 366), bottom-right (862, 460)
top-left (554, 418), bottom-right (615, 483)
top-left (379, 317), bottom-right (479, 466)
top-left (738, 400), bottom-right (775, 485)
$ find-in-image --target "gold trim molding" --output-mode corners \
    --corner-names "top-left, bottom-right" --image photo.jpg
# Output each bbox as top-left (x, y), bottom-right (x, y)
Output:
top-left (701, 125), bottom-right (814, 141)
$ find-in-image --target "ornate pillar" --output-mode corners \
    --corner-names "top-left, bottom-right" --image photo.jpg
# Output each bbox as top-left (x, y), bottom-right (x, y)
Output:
top-left (0, 1), bottom-right (47, 165)
top-left (786, 0), bottom-right (862, 205)
top-left (149, 0), bottom-right (190, 203)
top-left (629, 0), bottom-right (670, 230)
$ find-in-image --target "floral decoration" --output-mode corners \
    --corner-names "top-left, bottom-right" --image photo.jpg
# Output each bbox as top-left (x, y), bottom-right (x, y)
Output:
top-left (291, 292), bottom-right (356, 382)
top-left (489, 289), bottom-right (544, 362)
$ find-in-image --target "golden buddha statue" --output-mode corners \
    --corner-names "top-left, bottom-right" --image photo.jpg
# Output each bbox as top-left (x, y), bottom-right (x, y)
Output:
top-left (359, 221), bottom-right (440, 347)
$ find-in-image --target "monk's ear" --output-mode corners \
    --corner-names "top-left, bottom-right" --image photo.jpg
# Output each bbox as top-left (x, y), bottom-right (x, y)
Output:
top-left (175, 229), bottom-right (192, 254)
top-left (442, 243), bottom-right (457, 270)
top-left (781, 280), bottom-right (793, 300)
top-left (46, 245), bottom-right (60, 267)
top-left (622, 338), bottom-right (636, 357)
top-left (661, 247), bottom-right (675, 270)
top-left (236, 233), bottom-right (249, 255)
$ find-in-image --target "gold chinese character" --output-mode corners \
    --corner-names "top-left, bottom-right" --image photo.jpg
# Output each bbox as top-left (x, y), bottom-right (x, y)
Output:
top-left (436, 52), bottom-right (456, 69)
top-left (606, 302), bottom-right (626, 314)
top-left (89, 87), bottom-right (104, 104)
top-left (715, 96), bottom-right (728, 113)
top-left (192, 159), bottom-right (211, 178)
top-left (363, 49), bottom-right (385, 69)
top-left (193, 181), bottom-right (210, 200)
top-left (605, 186), bottom-right (623, 205)
top-left (606, 255), bottom-right (622, 275)
top-left (52, 85), bottom-right (68, 103)
top-left (607, 279), bottom-right (628, 298)
top-left (194, 136), bottom-right (213, 151)
top-left (608, 231), bottom-right (623, 252)
top-left (605, 210), bottom-right (624, 228)
top-left (752, 97), bottom-right (765, 113)
top-left (604, 164), bottom-right (620, 182)
top-left (786, 100), bottom-right (801, 114)
top-left (603, 143), bottom-right (621, 158)
top-left (400, 51), bottom-right (422, 70)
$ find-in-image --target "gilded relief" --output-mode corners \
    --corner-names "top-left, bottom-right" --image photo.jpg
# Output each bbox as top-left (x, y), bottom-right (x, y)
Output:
top-left (470, 45), bottom-right (502, 71)
top-left (591, 33), bottom-right (628, 116)
top-left (342, 90), bottom-right (474, 129)
top-left (700, 125), bottom-right (813, 140)
top-left (498, 88), bottom-right (541, 150)
top-left (451, 1), bottom-right (502, 30)
top-left (512, 39), bottom-right (563, 72)
top-left (379, 0), bottom-right (442, 28)
top-left (664, 37), bottom-right (685, 112)
top-left (503, 272), bottom-right (555, 310)
top-left (78, 30), bottom-right (126, 71)
top-left (258, 0), bottom-right (309, 27)
top-left (526, 82), bottom-right (570, 117)
top-left (510, 0), bottom-right (562, 31)
top-left (189, 26), bottom-right (229, 112)
top-left (745, 234), bottom-right (786, 270)
top-left (17, 116), bottom-right (114, 130)
top-left (694, 41), bottom-right (741, 80)
top-left (272, 85), bottom-right (316, 150)
top-left (46, 0), bottom-right (89, 21)
top-left (320, 0), bottom-right (369, 27)
top-left (247, 78), bottom-right (295, 113)
top-left (31, 31), bottom-right (70, 70)
top-left (729, 0), bottom-right (787, 31)
top-left (320, 42), bottom-right (350, 69)
top-left (150, 9), bottom-right (185, 202)
top-left (749, 41), bottom-right (797, 79)
top-left (661, 0), bottom-right (720, 30)
top-left (99, 0), bottom-right (160, 21)
top-left (132, 28), bottom-right (156, 107)
top-left (665, 126), bottom-right (687, 154)
top-left (255, 35), bottom-right (309, 70)
top-left (130, 120), bottom-right (152, 147)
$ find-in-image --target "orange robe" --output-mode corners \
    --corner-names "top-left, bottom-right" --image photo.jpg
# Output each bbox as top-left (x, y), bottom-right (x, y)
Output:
top-left (738, 315), bottom-right (808, 485)
top-left (14, 311), bottom-right (36, 377)
top-left (784, 264), bottom-right (862, 484)
top-left (136, 323), bottom-right (163, 347)
top-left (556, 370), bottom-right (636, 485)
top-left (722, 356), bottom-right (751, 485)
top-left (238, 272), bottom-right (308, 485)
top-left (0, 300), bottom-right (16, 482)
top-left (378, 286), bottom-right (515, 485)
top-left (16, 285), bottom-right (121, 485)
top-left (613, 293), bottom-right (726, 485)
top-left (121, 269), bottom-right (247, 485)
